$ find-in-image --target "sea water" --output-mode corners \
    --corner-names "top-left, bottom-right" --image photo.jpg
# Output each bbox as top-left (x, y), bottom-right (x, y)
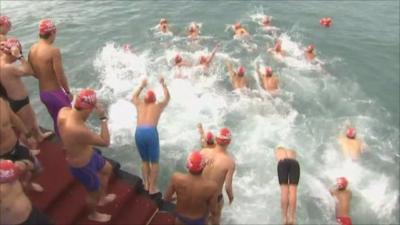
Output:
top-left (2, 1), bottom-right (399, 224)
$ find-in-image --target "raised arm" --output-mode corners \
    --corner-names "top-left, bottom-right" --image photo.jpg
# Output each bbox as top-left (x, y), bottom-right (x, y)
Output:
top-left (256, 63), bottom-right (263, 81)
top-left (52, 48), bottom-right (71, 95)
top-left (131, 79), bottom-right (147, 106)
top-left (225, 60), bottom-right (235, 80)
top-left (78, 103), bottom-right (110, 147)
top-left (225, 162), bottom-right (236, 204)
top-left (206, 43), bottom-right (221, 66)
top-left (158, 76), bottom-right (170, 109)
top-left (10, 47), bottom-right (34, 77)
top-left (197, 123), bottom-right (207, 147)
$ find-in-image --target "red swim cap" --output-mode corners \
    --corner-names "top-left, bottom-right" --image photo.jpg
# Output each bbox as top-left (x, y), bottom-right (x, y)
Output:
top-left (237, 66), bottom-right (245, 76)
top-left (199, 55), bottom-right (207, 64)
top-left (0, 38), bottom-right (22, 55)
top-left (337, 177), bottom-right (348, 190)
top-left (206, 132), bottom-right (214, 145)
top-left (275, 40), bottom-right (282, 51)
top-left (75, 89), bottom-right (97, 110)
top-left (0, 160), bottom-right (20, 184)
top-left (0, 16), bottom-right (11, 29)
top-left (144, 90), bottom-right (156, 104)
top-left (265, 66), bottom-right (273, 76)
top-left (216, 128), bottom-right (231, 145)
top-left (175, 54), bottom-right (182, 64)
top-left (320, 17), bottom-right (332, 27)
top-left (39, 19), bottom-right (56, 35)
top-left (346, 128), bottom-right (356, 139)
top-left (186, 151), bottom-right (205, 174)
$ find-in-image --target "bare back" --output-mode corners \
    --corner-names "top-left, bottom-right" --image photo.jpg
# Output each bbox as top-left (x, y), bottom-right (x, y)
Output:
top-left (339, 137), bottom-right (363, 160)
top-left (332, 189), bottom-right (352, 217)
top-left (275, 147), bottom-right (297, 161)
top-left (0, 181), bottom-right (32, 225)
top-left (57, 107), bottom-right (95, 167)
top-left (29, 42), bottom-right (60, 91)
top-left (263, 76), bottom-right (279, 92)
top-left (136, 102), bottom-right (164, 126)
top-left (172, 172), bottom-right (218, 218)
top-left (201, 148), bottom-right (235, 194)
top-left (0, 98), bottom-right (18, 153)
top-left (232, 75), bottom-right (248, 90)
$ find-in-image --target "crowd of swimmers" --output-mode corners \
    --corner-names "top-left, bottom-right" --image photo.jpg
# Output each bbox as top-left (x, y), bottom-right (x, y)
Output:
top-left (0, 14), bottom-right (365, 225)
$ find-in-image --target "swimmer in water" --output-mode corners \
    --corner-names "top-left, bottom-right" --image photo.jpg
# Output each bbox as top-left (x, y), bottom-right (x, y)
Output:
top-left (187, 22), bottom-right (200, 40)
top-left (225, 61), bottom-right (248, 90)
top-left (261, 16), bottom-right (271, 27)
top-left (197, 123), bottom-right (215, 149)
top-left (159, 18), bottom-right (172, 34)
top-left (0, 15), bottom-right (11, 42)
top-left (275, 146), bottom-right (300, 225)
top-left (199, 43), bottom-right (221, 71)
top-left (338, 126), bottom-right (364, 160)
top-left (329, 177), bottom-right (353, 225)
top-left (268, 39), bottom-right (284, 58)
top-left (304, 44), bottom-right (316, 62)
top-left (232, 22), bottom-right (250, 39)
top-left (256, 64), bottom-right (279, 93)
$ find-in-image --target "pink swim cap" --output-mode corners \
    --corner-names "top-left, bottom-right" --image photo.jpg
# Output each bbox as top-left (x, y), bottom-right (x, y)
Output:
top-left (39, 19), bottom-right (56, 35)
top-left (206, 132), bottom-right (214, 145)
top-left (175, 54), bottom-right (182, 64)
top-left (75, 89), bottom-right (97, 110)
top-left (0, 16), bottom-right (11, 29)
top-left (265, 66), bottom-right (273, 76)
top-left (0, 160), bottom-right (20, 184)
top-left (237, 66), bottom-right (245, 76)
top-left (216, 128), bottom-right (231, 145)
top-left (337, 177), bottom-right (348, 190)
top-left (346, 128), bottom-right (356, 139)
top-left (186, 151), bottom-right (205, 174)
top-left (0, 38), bottom-right (22, 55)
top-left (144, 90), bottom-right (156, 104)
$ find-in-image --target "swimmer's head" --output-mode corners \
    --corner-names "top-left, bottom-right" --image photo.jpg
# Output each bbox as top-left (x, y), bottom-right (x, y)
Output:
top-left (206, 132), bottom-right (214, 145)
top-left (265, 66), bottom-right (273, 77)
top-left (306, 44), bottom-right (315, 53)
top-left (0, 160), bottom-right (20, 184)
top-left (175, 54), bottom-right (182, 64)
top-left (39, 19), bottom-right (56, 39)
top-left (189, 22), bottom-right (198, 33)
top-left (199, 55), bottom-right (207, 64)
top-left (237, 66), bottom-right (245, 77)
top-left (262, 16), bottom-right (271, 26)
top-left (186, 151), bottom-right (205, 175)
top-left (75, 89), bottom-right (97, 110)
top-left (0, 38), bottom-right (22, 57)
top-left (144, 90), bottom-right (156, 104)
top-left (160, 18), bottom-right (168, 25)
top-left (346, 128), bottom-right (356, 139)
top-left (216, 127), bottom-right (231, 146)
top-left (274, 39), bottom-right (282, 52)
top-left (234, 22), bottom-right (241, 30)
top-left (0, 16), bottom-right (11, 34)
top-left (336, 177), bottom-right (348, 190)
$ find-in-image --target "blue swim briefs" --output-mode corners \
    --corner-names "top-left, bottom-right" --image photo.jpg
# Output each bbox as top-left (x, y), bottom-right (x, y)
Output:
top-left (135, 126), bottom-right (160, 163)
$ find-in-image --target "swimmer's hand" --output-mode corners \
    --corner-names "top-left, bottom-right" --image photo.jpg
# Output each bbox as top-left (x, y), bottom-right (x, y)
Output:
top-left (26, 136), bottom-right (38, 150)
top-left (160, 75), bottom-right (165, 86)
top-left (11, 46), bottom-right (22, 59)
top-left (141, 79), bottom-right (147, 88)
top-left (95, 103), bottom-right (107, 119)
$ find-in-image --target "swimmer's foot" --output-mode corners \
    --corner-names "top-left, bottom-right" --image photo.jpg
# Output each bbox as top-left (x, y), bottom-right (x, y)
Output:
top-left (98, 193), bottom-right (116, 206)
top-left (88, 211), bottom-right (111, 223)
top-left (31, 182), bottom-right (44, 192)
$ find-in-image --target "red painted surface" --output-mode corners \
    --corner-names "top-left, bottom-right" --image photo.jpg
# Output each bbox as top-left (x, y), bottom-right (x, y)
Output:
top-left (28, 141), bottom-right (175, 225)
